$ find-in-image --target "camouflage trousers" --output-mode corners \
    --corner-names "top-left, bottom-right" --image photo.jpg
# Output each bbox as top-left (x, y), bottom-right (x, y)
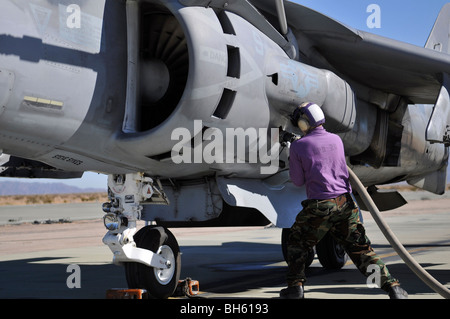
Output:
top-left (286, 193), bottom-right (399, 292)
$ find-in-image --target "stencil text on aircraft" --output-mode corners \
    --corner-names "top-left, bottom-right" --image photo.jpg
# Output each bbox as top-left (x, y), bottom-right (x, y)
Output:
top-left (280, 60), bottom-right (319, 98)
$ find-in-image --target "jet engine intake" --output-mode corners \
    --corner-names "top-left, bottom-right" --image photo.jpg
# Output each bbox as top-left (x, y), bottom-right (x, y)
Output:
top-left (139, 12), bottom-right (189, 131)
top-left (119, 3), bottom-right (355, 173)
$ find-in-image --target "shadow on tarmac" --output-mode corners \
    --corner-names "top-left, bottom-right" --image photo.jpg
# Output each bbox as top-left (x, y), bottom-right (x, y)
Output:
top-left (0, 241), bottom-right (449, 298)
top-left (0, 257), bottom-right (126, 299)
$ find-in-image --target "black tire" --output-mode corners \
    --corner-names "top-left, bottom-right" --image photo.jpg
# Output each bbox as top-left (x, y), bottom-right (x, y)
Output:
top-left (125, 226), bottom-right (181, 298)
top-left (281, 228), bottom-right (315, 268)
top-left (316, 232), bottom-right (348, 269)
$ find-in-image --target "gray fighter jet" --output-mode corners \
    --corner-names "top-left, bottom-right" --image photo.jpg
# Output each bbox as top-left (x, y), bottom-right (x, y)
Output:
top-left (1, 0), bottom-right (449, 298)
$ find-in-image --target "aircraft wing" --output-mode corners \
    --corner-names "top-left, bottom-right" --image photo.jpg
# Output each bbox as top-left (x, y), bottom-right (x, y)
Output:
top-left (253, 0), bottom-right (450, 104)
top-left (303, 29), bottom-right (448, 104)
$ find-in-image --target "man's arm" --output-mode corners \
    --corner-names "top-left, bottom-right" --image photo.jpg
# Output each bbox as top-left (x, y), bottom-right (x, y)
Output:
top-left (289, 144), bottom-right (305, 187)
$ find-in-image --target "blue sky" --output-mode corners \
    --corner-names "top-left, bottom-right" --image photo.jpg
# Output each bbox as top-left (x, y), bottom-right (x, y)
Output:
top-left (1, 1), bottom-right (449, 190)
top-left (293, 0), bottom-right (449, 47)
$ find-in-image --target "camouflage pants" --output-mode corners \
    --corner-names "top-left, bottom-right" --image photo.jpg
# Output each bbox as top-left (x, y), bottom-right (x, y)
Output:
top-left (286, 193), bottom-right (399, 292)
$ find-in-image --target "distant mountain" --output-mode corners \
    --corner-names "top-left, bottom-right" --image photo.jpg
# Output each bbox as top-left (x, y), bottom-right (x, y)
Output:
top-left (0, 181), bottom-right (104, 196)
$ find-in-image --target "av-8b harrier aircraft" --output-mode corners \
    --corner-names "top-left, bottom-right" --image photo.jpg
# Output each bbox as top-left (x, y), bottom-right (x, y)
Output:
top-left (1, 0), bottom-right (449, 298)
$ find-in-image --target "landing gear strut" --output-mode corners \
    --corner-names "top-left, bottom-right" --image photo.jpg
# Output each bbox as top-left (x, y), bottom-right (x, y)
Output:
top-left (102, 173), bottom-right (180, 298)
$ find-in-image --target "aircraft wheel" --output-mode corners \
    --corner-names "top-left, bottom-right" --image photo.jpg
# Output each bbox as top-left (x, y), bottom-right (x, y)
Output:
top-left (316, 232), bottom-right (348, 269)
top-left (281, 228), bottom-right (315, 268)
top-left (125, 226), bottom-right (181, 298)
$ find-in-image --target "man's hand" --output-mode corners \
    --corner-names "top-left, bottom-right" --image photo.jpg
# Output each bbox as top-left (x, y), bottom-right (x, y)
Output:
top-left (280, 130), bottom-right (300, 145)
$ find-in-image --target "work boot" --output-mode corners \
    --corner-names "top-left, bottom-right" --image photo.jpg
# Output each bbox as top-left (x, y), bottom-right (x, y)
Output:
top-left (388, 286), bottom-right (408, 299)
top-left (280, 285), bottom-right (304, 299)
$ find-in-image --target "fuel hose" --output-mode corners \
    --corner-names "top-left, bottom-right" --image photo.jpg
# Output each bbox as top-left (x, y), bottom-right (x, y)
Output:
top-left (347, 166), bottom-right (450, 299)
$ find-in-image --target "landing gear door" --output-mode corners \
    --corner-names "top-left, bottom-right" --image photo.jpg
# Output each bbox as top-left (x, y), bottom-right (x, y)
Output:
top-left (426, 73), bottom-right (450, 146)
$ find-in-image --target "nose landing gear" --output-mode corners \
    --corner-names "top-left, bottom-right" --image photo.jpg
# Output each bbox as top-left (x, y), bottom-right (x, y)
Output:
top-left (102, 173), bottom-right (180, 298)
top-left (125, 225), bottom-right (181, 299)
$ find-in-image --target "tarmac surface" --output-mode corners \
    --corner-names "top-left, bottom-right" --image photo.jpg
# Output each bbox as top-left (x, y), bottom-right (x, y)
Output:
top-left (0, 190), bottom-right (449, 300)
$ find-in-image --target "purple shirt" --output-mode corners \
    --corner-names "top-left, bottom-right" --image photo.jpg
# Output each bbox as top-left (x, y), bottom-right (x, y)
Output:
top-left (289, 126), bottom-right (352, 200)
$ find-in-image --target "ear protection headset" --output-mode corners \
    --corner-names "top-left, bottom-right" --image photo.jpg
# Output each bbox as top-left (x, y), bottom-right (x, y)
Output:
top-left (290, 102), bottom-right (325, 133)
top-left (297, 111), bottom-right (311, 132)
